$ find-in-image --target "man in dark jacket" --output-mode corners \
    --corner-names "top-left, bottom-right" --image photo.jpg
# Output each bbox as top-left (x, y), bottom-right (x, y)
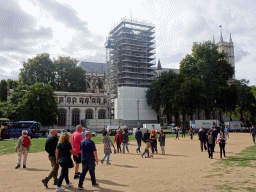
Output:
top-left (135, 127), bottom-right (142, 153)
top-left (198, 127), bottom-right (207, 152)
top-left (42, 129), bottom-right (59, 188)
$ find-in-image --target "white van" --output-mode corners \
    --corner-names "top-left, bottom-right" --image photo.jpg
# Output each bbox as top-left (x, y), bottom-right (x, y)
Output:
top-left (47, 129), bottom-right (71, 137)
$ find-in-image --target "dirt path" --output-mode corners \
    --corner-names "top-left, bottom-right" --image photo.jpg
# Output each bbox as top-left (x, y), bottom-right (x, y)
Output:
top-left (0, 133), bottom-right (254, 192)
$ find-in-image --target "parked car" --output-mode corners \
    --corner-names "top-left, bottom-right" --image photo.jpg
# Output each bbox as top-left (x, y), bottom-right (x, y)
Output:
top-left (47, 129), bottom-right (71, 137)
top-left (108, 129), bottom-right (117, 136)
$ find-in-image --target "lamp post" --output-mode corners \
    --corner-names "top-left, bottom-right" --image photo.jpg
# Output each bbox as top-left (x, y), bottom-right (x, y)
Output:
top-left (137, 99), bottom-right (140, 128)
top-left (68, 106), bottom-right (70, 130)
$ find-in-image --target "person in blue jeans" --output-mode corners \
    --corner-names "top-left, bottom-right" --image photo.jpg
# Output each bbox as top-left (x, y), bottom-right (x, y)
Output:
top-left (122, 128), bottom-right (129, 153)
top-left (78, 131), bottom-right (99, 190)
top-left (135, 127), bottom-right (142, 153)
top-left (55, 132), bottom-right (78, 192)
top-left (101, 131), bottom-right (115, 164)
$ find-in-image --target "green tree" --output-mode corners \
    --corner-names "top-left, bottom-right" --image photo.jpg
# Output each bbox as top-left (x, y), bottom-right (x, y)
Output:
top-left (3, 83), bottom-right (60, 126)
top-left (179, 41), bottom-right (234, 118)
top-left (0, 79), bottom-right (7, 102)
top-left (54, 56), bottom-right (86, 92)
top-left (19, 53), bottom-right (56, 88)
top-left (146, 71), bottom-right (205, 124)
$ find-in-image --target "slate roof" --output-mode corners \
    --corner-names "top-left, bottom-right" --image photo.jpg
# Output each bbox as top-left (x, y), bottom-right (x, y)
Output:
top-left (80, 61), bottom-right (107, 74)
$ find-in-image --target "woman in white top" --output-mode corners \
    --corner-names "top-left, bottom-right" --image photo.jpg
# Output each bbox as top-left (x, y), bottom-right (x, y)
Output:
top-left (217, 129), bottom-right (227, 159)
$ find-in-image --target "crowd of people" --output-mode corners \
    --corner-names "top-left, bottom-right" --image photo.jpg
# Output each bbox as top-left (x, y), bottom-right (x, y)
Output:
top-left (13, 124), bottom-right (256, 191)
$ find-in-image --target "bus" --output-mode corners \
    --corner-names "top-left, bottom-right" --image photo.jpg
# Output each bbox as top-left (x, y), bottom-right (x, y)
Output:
top-left (0, 118), bottom-right (11, 140)
top-left (6, 121), bottom-right (42, 138)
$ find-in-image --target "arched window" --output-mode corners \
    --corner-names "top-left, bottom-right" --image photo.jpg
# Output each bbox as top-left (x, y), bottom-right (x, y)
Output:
top-left (98, 110), bottom-right (105, 119)
top-left (72, 109), bottom-right (80, 125)
top-left (59, 97), bottom-right (64, 103)
top-left (92, 98), bottom-right (96, 104)
top-left (103, 99), bottom-right (107, 105)
top-left (79, 98), bottom-right (84, 104)
top-left (86, 109), bottom-right (93, 119)
top-left (85, 98), bottom-right (89, 104)
top-left (97, 98), bottom-right (101, 104)
top-left (67, 97), bottom-right (71, 104)
top-left (98, 80), bottom-right (103, 89)
top-left (58, 108), bottom-right (66, 126)
top-left (72, 97), bottom-right (77, 104)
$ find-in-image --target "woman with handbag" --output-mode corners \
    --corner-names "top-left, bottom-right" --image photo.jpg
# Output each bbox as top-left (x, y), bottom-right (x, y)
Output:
top-left (56, 132), bottom-right (78, 191)
top-left (101, 131), bottom-right (115, 165)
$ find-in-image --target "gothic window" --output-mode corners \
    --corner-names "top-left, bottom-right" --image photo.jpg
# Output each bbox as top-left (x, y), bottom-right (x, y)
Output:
top-left (72, 97), bottom-right (77, 104)
top-left (58, 108), bottom-right (66, 126)
top-left (98, 80), bottom-right (103, 89)
top-left (98, 110), bottom-right (105, 119)
top-left (103, 99), bottom-right (107, 105)
top-left (85, 98), bottom-right (89, 104)
top-left (79, 98), bottom-right (84, 104)
top-left (72, 109), bottom-right (80, 125)
top-left (97, 98), bottom-right (101, 104)
top-left (92, 98), bottom-right (96, 104)
top-left (67, 97), bottom-right (71, 104)
top-left (59, 97), bottom-right (64, 103)
top-left (86, 109), bottom-right (93, 119)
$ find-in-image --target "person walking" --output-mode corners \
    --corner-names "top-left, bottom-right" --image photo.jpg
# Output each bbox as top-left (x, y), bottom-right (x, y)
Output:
top-left (150, 129), bottom-right (157, 154)
top-left (56, 132), bottom-right (78, 191)
top-left (15, 130), bottom-right (31, 169)
top-left (101, 131), bottom-right (115, 164)
top-left (207, 130), bottom-right (214, 159)
top-left (142, 129), bottom-right (150, 143)
top-left (189, 126), bottom-right (194, 140)
top-left (135, 127), bottom-right (142, 153)
top-left (198, 127), bottom-right (207, 152)
top-left (181, 126), bottom-right (186, 138)
top-left (42, 129), bottom-right (59, 188)
top-left (217, 129), bottom-right (227, 159)
top-left (71, 125), bottom-right (83, 179)
top-left (81, 127), bottom-right (86, 140)
top-left (159, 130), bottom-right (165, 155)
top-left (224, 125), bottom-right (229, 139)
top-left (250, 125), bottom-right (256, 143)
top-left (114, 130), bottom-right (122, 153)
top-left (175, 126), bottom-right (179, 140)
top-left (121, 128), bottom-right (129, 153)
top-left (78, 131), bottom-right (99, 190)
top-left (141, 139), bottom-right (152, 158)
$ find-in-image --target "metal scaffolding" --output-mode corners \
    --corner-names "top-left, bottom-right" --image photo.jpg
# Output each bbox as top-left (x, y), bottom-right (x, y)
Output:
top-left (105, 18), bottom-right (156, 98)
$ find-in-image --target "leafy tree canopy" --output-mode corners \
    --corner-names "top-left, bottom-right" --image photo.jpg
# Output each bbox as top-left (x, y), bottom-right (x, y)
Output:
top-left (19, 53), bottom-right (86, 92)
top-left (2, 82), bottom-right (60, 126)
top-left (179, 41), bottom-right (235, 116)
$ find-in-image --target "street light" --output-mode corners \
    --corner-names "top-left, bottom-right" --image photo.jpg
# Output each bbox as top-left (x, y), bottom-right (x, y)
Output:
top-left (137, 99), bottom-right (140, 128)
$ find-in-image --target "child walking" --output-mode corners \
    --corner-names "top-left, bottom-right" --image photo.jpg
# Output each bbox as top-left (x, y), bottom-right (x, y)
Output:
top-left (101, 131), bottom-right (115, 165)
top-left (114, 130), bottom-right (122, 153)
top-left (141, 139), bottom-right (152, 158)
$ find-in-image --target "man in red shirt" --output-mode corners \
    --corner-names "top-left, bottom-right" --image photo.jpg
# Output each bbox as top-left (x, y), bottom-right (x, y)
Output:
top-left (71, 125), bottom-right (83, 179)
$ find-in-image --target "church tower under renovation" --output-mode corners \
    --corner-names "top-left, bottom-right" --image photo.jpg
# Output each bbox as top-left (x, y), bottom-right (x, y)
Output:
top-left (105, 18), bottom-right (157, 127)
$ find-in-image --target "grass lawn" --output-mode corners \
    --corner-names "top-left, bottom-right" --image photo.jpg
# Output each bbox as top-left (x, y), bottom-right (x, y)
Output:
top-left (0, 133), bottom-right (195, 156)
top-left (0, 135), bottom-right (136, 156)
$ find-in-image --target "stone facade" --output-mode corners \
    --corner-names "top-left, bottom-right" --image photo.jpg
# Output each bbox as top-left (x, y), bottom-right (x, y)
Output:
top-left (55, 91), bottom-right (111, 130)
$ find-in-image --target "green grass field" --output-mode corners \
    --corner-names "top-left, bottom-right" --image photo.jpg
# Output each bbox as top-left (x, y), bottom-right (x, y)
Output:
top-left (0, 135), bottom-right (136, 156)
top-left (0, 133), bottom-right (191, 156)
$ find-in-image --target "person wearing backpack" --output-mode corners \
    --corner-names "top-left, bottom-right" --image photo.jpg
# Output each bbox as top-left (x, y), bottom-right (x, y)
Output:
top-left (15, 130), bottom-right (31, 169)
top-left (250, 125), bottom-right (256, 143)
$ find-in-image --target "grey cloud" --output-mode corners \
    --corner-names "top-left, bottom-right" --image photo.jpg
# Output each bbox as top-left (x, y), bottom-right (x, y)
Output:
top-left (235, 48), bottom-right (250, 63)
top-left (0, 0), bottom-right (53, 53)
top-left (34, 0), bottom-right (89, 33)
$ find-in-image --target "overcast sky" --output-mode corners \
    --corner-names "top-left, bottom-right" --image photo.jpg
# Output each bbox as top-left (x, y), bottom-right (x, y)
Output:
top-left (0, 0), bottom-right (255, 85)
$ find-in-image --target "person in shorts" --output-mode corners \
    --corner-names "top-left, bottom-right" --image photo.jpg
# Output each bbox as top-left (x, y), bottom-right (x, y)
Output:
top-left (71, 125), bottom-right (83, 179)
